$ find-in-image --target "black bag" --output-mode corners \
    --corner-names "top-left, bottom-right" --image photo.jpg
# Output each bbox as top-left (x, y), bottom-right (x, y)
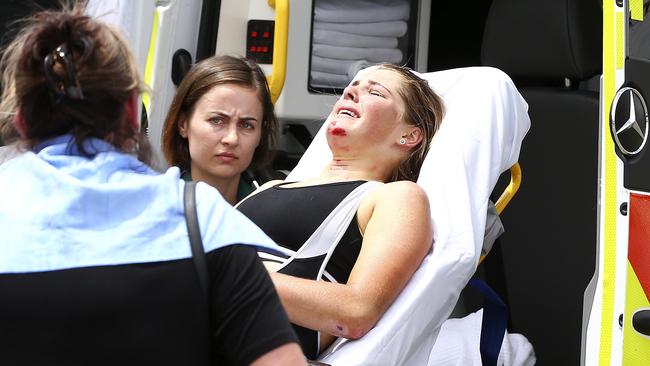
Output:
top-left (183, 181), bottom-right (208, 298)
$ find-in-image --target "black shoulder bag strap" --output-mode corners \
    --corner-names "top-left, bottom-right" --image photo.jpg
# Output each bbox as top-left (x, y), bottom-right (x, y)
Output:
top-left (183, 181), bottom-right (209, 299)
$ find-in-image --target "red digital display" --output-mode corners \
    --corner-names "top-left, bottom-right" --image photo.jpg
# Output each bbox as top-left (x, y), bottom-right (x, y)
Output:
top-left (246, 20), bottom-right (274, 64)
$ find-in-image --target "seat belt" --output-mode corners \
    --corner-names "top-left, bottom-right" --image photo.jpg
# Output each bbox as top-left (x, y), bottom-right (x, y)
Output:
top-left (468, 276), bottom-right (508, 366)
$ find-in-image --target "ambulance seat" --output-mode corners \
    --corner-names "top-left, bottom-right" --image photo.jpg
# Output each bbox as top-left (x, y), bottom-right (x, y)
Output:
top-left (480, 0), bottom-right (602, 365)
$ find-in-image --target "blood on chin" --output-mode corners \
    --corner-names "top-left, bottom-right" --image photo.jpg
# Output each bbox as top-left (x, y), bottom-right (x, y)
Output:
top-left (328, 127), bottom-right (347, 137)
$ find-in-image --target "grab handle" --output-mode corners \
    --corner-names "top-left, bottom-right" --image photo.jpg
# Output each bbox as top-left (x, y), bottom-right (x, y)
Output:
top-left (267, 0), bottom-right (289, 103)
top-left (632, 309), bottom-right (650, 336)
top-left (495, 163), bottom-right (522, 214)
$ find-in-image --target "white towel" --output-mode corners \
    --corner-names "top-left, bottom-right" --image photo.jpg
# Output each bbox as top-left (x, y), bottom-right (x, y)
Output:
top-left (312, 43), bottom-right (403, 63)
top-left (314, 20), bottom-right (408, 37)
top-left (346, 59), bottom-right (374, 79)
top-left (311, 56), bottom-right (374, 80)
top-left (314, 0), bottom-right (410, 23)
top-left (310, 71), bottom-right (350, 88)
top-left (427, 309), bottom-right (536, 366)
top-left (313, 29), bottom-right (398, 49)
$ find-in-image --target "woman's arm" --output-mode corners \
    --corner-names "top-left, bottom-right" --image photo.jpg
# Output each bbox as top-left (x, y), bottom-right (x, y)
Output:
top-left (268, 181), bottom-right (432, 339)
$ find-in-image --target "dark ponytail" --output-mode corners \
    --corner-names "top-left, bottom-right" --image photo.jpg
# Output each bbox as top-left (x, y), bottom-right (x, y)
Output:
top-left (0, 2), bottom-right (148, 160)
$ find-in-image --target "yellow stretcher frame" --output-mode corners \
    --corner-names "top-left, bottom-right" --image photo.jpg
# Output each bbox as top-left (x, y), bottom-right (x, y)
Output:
top-left (495, 163), bottom-right (522, 215)
top-left (478, 162), bottom-right (522, 264)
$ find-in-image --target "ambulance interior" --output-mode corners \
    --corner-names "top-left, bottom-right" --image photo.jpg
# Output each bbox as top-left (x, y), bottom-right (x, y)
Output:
top-left (0, 0), bottom-right (606, 365)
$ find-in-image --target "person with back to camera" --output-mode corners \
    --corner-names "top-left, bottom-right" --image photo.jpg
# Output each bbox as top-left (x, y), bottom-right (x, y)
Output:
top-left (0, 4), bottom-right (306, 366)
top-left (236, 63), bottom-right (445, 359)
top-left (161, 55), bottom-right (279, 205)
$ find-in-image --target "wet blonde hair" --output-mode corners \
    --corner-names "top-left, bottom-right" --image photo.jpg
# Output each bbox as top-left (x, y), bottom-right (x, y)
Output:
top-left (377, 64), bottom-right (445, 182)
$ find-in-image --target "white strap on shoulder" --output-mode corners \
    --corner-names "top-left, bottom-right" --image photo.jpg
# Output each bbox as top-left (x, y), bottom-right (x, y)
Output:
top-left (275, 181), bottom-right (381, 280)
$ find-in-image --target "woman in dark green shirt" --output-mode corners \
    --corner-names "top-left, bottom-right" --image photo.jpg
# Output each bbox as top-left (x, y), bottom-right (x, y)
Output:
top-left (162, 55), bottom-right (278, 205)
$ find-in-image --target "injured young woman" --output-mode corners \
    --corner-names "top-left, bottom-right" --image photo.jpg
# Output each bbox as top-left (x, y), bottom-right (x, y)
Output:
top-left (236, 63), bottom-right (445, 359)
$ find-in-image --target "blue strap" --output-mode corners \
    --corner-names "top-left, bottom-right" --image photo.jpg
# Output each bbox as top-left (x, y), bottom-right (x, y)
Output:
top-left (468, 276), bottom-right (508, 366)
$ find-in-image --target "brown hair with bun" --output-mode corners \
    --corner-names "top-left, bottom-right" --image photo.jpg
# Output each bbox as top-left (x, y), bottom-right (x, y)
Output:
top-left (0, 2), bottom-right (150, 160)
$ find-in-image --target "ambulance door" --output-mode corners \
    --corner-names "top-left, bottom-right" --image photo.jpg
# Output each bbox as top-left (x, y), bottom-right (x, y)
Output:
top-left (617, 1), bottom-right (650, 363)
top-left (584, 1), bottom-right (650, 365)
top-left (139, 0), bottom-right (203, 167)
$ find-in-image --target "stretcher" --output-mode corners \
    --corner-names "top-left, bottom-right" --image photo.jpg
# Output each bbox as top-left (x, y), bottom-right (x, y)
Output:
top-left (288, 66), bottom-right (534, 365)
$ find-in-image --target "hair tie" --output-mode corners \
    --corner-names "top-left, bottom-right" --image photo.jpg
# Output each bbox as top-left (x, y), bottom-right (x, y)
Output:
top-left (43, 42), bottom-right (84, 104)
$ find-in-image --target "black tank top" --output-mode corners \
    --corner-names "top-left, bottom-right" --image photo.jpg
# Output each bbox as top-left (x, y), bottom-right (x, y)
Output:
top-left (237, 180), bottom-right (366, 358)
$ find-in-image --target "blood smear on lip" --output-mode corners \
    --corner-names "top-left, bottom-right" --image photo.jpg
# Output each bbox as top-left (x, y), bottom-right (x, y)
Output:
top-left (330, 128), bottom-right (347, 136)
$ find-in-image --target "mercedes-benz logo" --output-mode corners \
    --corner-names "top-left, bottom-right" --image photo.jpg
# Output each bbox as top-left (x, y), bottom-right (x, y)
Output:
top-left (610, 87), bottom-right (649, 155)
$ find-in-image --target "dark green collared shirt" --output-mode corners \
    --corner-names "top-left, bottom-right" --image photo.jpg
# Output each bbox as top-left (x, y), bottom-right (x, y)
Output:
top-left (181, 170), bottom-right (254, 203)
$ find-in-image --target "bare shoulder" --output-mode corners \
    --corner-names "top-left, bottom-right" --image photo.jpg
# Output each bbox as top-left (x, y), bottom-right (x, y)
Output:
top-left (357, 180), bottom-right (429, 231)
top-left (372, 180), bottom-right (429, 203)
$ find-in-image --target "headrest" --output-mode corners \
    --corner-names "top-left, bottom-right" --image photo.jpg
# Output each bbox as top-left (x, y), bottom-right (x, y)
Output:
top-left (481, 0), bottom-right (602, 80)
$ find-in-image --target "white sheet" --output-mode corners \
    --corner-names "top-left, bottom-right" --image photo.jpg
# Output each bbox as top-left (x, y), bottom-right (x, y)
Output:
top-left (312, 44), bottom-right (404, 64)
top-left (314, 0), bottom-right (410, 23)
top-left (310, 71), bottom-right (349, 88)
top-left (311, 57), bottom-right (373, 80)
top-left (313, 20), bottom-right (408, 37)
top-left (312, 29), bottom-right (398, 49)
top-left (288, 66), bottom-right (531, 365)
top-left (429, 310), bottom-right (536, 366)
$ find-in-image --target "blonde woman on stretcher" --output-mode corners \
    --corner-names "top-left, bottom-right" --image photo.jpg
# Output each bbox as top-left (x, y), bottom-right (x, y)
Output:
top-left (237, 63), bottom-right (445, 359)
